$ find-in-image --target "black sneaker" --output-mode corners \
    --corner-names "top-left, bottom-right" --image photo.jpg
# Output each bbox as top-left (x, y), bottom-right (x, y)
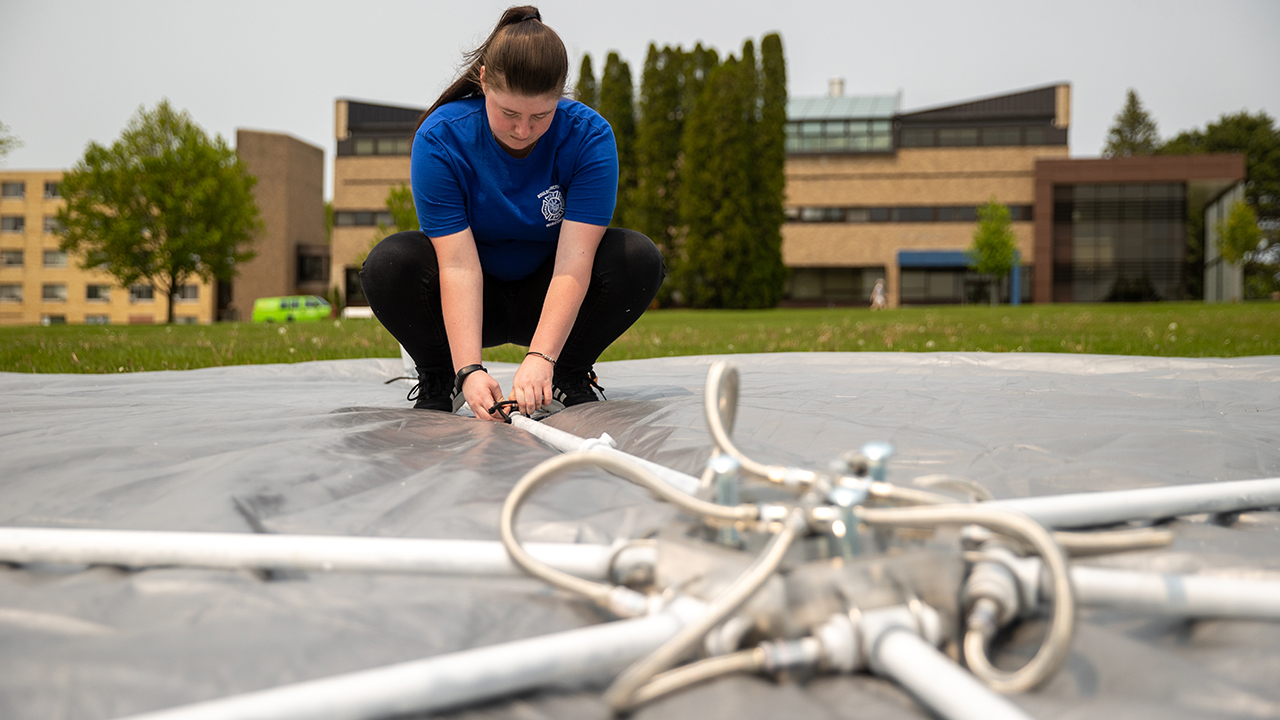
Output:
top-left (548, 368), bottom-right (607, 410)
top-left (406, 369), bottom-right (464, 413)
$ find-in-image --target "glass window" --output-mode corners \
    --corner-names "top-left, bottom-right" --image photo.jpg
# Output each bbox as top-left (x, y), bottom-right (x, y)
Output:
top-left (0, 284), bottom-right (22, 302)
top-left (785, 136), bottom-right (802, 152)
top-left (43, 250), bottom-right (67, 267)
top-left (982, 127), bottom-right (1021, 146)
top-left (43, 216), bottom-right (63, 234)
top-left (1024, 127), bottom-right (1047, 145)
top-left (899, 270), bottom-right (926, 300)
top-left (938, 128), bottom-right (978, 146)
top-left (40, 314), bottom-right (67, 326)
top-left (44, 182), bottom-right (61, 199)
top-left (869, 133), bottom-right (891, 151)
top-left (85, 314), bottom-right (110, 325)
top-left (86, 284), bottom-right (111, 301)
top-left (845, 208), bottom-right (870, 223)
top-left (871, 120), bottom-right (890, 134)
top-left (784, 206), bottom-right (801, 221)
top-left (869, 207), bottom-right (890, 222)
top-left (0, 249), bottom-right (22, 266)
top-left (900, 128), bottom-right (933, 147)
top-left (130, 285), bottom-right (155, 302)
top-left (353, 138), bottom-right (375, 155)
top-left (800, 121), bottom-right (823, 137)
top-left (42, 283), bottom-right (67, 301)
top-left (375, 211), bottom-right (393, 226)
top-left (1, 216), bottom-right (24, 233)
top-left (175, 285), bottom-right (199, 301)
top-left (175, 316), bottom-right (199, 325)
top-left (0, 182), bottom-right (24, 199)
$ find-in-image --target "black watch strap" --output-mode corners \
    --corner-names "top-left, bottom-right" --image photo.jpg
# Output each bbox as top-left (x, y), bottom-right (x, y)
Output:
top-left (454, 364), bottom-right (487, 394)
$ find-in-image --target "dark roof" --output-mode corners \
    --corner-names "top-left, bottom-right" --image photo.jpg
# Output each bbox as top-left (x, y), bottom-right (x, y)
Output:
top-left (345, 100), bottom-right (424, 132)
top-left (898, 85), bottom-right (1059, 123)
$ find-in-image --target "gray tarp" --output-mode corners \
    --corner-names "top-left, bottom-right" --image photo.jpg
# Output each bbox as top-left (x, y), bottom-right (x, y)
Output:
top-left (1, 352), bottom-right (1279, 719)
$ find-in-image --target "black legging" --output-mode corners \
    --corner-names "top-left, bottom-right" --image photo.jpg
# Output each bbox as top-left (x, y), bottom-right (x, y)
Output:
top-left (359, 228), bottom-right (665, 378)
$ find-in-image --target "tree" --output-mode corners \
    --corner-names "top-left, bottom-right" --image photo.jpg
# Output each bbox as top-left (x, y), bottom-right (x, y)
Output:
top-left (56, 100), bottom-right (260, 323)
top-left (1215, 200), bottom-right (1262, 266)
top-left (574, 55), bottom-right (598, 109)
top-left (365, 183), bottom-right (418, 265)
top-left (1103, 89), bottom-right (1159, 158)
top-left (1161, 110), bottom-right (1280, 297)
top-left (0, 120), bottom-right (20, 162)
top-left (634, 44), bottom-right (687, 302)
top-left (598, 52), bottom-right (636, 228)
top-left (967, 198), bottom-right (1019, 306)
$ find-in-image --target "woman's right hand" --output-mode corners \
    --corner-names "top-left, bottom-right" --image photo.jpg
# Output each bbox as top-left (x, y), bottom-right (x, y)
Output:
top-left (462, 370), bottom-right (506, 422)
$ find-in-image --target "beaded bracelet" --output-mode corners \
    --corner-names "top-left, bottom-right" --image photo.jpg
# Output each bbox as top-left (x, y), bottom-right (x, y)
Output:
top-left (526, 350), bottom-right (556, 366)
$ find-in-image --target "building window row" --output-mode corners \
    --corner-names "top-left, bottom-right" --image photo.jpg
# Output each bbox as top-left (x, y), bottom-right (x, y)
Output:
top-left (0, 216), bottom-right (65, 234)
top-left (334, 210), bottom-right (394, 227)
top-left (1, 182), bottom-right (61, 200)
top-left (1, 249), bottom-right (22, 266)
top-left (787, 204), bottom-right (1033, 224)
top-left (786, 120), bottom-right (893, 154)
top-left (899, 125), bottom-right (1062, 148)
top-left (352, 137), bottom-right (411, 156)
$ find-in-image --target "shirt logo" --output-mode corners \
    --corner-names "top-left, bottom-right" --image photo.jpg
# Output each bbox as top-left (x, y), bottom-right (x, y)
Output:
top-left (538, 185), bottom-right (564, 227)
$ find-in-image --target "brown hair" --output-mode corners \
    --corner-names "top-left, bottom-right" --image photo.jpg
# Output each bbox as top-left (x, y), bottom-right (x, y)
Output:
top-left (416, 6), bottom-right (568, 131)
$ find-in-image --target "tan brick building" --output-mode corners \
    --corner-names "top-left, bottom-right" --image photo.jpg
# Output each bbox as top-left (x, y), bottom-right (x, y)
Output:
top-left (0, 170), bottom-right (215, 325)
top-left (0, 130), bottom-right (327, 326)
top-left (326, 84), bottom-right (1243, 309)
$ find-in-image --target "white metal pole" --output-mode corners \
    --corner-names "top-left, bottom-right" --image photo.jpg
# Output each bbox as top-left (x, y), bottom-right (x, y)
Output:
top-left (510, 415), bottom-right (703, 496)
top-left (1070, 565), bottom-right (1280, 620)
top-left (0, 527), bottom-right (645, 580)
top-left (117, 597), bottom-right (707, 720)
top-left (862, 606), bottom-right (1035, 720)
top-left (985, 477), bottom-right (1280, 529)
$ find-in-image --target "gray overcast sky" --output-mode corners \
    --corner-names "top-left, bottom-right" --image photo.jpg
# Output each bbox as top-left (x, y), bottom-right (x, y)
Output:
top-left (2, 0), bottom-right (1278, 200)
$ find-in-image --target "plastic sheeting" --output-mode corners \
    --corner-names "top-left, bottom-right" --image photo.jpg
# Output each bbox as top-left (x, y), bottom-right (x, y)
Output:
top-left (2, 351), bottom-right (1279, 720)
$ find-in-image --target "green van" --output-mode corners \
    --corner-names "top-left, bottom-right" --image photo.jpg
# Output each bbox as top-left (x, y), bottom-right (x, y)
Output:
top-left (251, 295), bottom-right (331, 323)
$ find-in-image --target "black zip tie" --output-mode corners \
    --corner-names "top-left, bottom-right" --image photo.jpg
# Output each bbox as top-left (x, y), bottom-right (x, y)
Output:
top-left (488, 399), bottom-right (520, 424)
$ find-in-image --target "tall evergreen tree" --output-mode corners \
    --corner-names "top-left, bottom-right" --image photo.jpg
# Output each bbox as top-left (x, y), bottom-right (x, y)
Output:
top-left (1103, 89), bottom-right (1160, 157)
top-left (753, 33), bottom-right (790, 306)
top-left (598, 52), bottom-right (636, 228)
top-left (574, 54), bottom-right (598, 109)
top-left (679, 56), bottom-right (761, 308)
top-left (634, 44), bottom-right (686, 302)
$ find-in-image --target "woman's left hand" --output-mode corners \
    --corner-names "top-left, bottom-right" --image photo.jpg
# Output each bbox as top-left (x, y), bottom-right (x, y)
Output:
top-left (510, 355), bottom-right (555, 416)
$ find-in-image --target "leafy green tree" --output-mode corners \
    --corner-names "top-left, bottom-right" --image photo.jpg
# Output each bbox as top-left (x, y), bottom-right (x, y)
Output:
top-left (967, 198), bottom-right (1019, 306)
top-left (1161, 110), bottom-right (1280, 297)
top-left (575, 54), bottom-right (598, 109)
top-left (365, 183), bottom-right (418, 265)
top-left (0, 120), bottom-right (20, 162)
top-left (1215, 200), bottom-right (1262, 265)
top-left (598, 52), bottom-right (636, 228)
top-left (1103, 89), bottom-right (1159, 157)
top-left (56, 100), bottom-right (260, 323)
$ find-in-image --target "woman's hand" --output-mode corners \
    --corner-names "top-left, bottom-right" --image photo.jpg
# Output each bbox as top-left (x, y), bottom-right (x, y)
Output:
top-left (462, 370), bottom-right (506, 422)
top-left (510, 355), bottom-right (555, 416)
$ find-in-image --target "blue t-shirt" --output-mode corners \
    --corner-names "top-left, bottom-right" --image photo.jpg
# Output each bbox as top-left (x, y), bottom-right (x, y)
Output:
top-left (411, 97), bottom-right (618, 281)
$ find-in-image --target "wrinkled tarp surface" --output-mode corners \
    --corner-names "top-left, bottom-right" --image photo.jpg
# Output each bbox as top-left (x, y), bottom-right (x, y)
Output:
top-left (2, 352), bottom-right (1279, 720)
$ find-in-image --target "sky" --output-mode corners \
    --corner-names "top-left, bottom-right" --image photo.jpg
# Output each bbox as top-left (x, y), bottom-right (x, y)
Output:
top-left (2, 0), bottom-right (1278, 200)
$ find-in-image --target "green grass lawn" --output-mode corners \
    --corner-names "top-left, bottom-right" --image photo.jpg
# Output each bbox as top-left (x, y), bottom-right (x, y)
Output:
top-left (2, 302), bottom-right (1277, 374)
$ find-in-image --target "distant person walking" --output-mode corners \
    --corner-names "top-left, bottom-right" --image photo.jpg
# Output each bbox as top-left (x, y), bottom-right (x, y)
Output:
top-left (870, 278), bottom-right (887, 310)
top-left (359, 6), bottom-right (665, 421)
